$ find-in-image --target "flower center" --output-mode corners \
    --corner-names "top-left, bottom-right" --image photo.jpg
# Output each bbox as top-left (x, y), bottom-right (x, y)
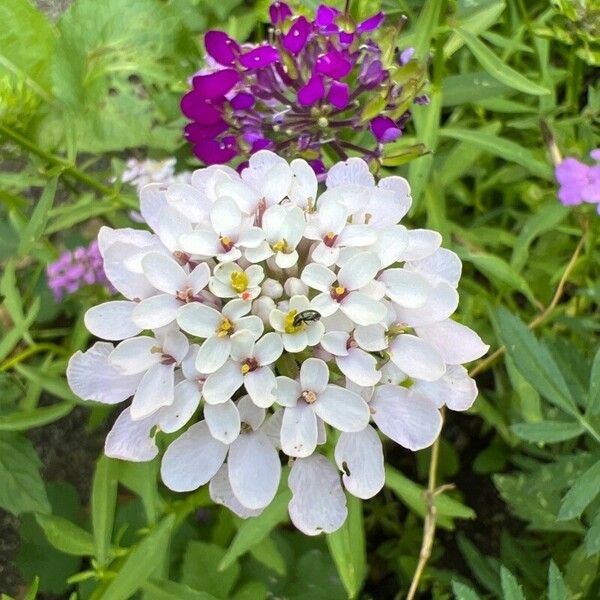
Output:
top-left (301, 390), bottom-right (317, 404)
top-left (284, 309), bottom-right (305, 334)
top-left (330, 285), bottom-right (349, 301)
top-left (323, 231), bottom-right (338, 247)
top-left (272, 239), bottom-right (289, 253)
top-left (220, 235), bottom-right (234, 252)
top-left (240, 357), bottom-right (258, 374)
top-left (176, 287), bottom-right (203, 304)
top-left (230, 270), bottom-right (249, 293)
top-left (216, 317), bottom-right (233, 337)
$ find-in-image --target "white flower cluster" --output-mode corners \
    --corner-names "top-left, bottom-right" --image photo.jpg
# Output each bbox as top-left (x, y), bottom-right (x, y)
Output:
top-left (67, 151), bottom-right (488, 535)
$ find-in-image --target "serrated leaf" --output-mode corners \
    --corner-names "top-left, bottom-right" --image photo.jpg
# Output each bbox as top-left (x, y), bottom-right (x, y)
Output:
top-left (34, 512), bottom-right (94, 556)
top-left (0, 432), bottom-right (50, 515)
top-left (558, 458), bottom-right (600, 520)
top-left (511, 421), bottom-right (584, 443)
top-left (500, 567), bottom-right (526, 600)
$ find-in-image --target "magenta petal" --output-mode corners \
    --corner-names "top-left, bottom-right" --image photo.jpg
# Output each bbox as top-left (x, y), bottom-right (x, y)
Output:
top-left (315, 5), bottom-right (339, 28)
top-left (191, 69), bottom-right (240, 100)
top-left (327, 81), bottom-right (349, 109)
top-left (298, 74), bottom-right (324, 106)
top-left (204, 31), bottom-right (240, 66)
top-left (230, 92), bottom-right (254, 110)
top-left (357, 12), bottom-right (385, 33)
top-left (251, 138), bottom-right (274, 152)
top-left (269, 1), bottom-right (292, 25)
top-left (240, 46), bottom-right (280, 69)
top-left (193, 136), bottom-right (238, 165)
top-left (370, 116), bottom-right (402, 143)
top-left (181, 93), bottom-right (223, 124)
top-left (338, 31), bottom-right (354, 46)
top-left (283, 16), bottom-right (311, 55)
top-left (316, 50), bottom-right (352, 79)
top-left (185, 120), bottom-right (229, 143)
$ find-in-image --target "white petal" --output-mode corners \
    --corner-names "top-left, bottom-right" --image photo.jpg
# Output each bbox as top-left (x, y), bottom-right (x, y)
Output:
top-left (188, 262), bottom-right (210, 293)
top-left (203, 360), bottom-right (244, 404)
top-left (161, 329), bottom-right (189, 363)
top-left (237, 395), bottom-right (266, 430)
top-left (320, 331), bottom-right (349, 357)
top-left (244, 241), bottom-right (273, 263)
top-left (254, 332), bottom-right (284, 366)
top-left (315, 385), bottom-right (370, 432)
top-left (132, 294), bottom-right (181, 329)
top-left (378, 175), bottom-right (412, 219)
top-left (354, 324), bottom-right (387, 351)
top-left (205, 400), bottom-right (241, 444)
top-left (161, 421), bottom-right (228, 491)
top-left (405, 248), bottom-right (462, 288)
top-left (228, 430), bottom-right (281, 509)
top-left (196, 335), bottom-right (231, 374)
top-left (84, 301), bottom-right (142, 341)
top-left (380, 269), bottom-right (431, 308)
top-left (400, 229), bottom-right (442, 261)
top-left (262, 409), bottom-right (283, 449)
top-left (243, 150), bottom-right (292, 204)
top-left (337, 348), bottom-right (381, 387)
top-left (142, 253), bottom-right (188, 294)
top-left (276, 376), bottom-right (302, 408)
top-left (415, 320), bottom-right (489, 365)
top-left (102, 241), bottom-right (158, 300)
top-left (209, 465), bottom-right (263, 518)
top-left (210, 196), bottom-right (242, 236)
top-left (389, 334), bottom-right (446, 381)
top-left (311, 293), bottom-right (339, 317)
top-left (166, 182), bottom-right (211, 223)
top-left (281, 403), bottom-right (318, 458)
top-left (326, 157), bottom-right (374, 188)
top-left (300, 357), bottom-right (329, 393)
top-left (394, 282), bottom-right (459, 327)
top-left (413, 365), bottom-right (478, 411)
top-left (301, 263), bottom-right (336, 292)
top-left (318, 200), bottom-right (347, 234)
top-left (275, 249), bottom-right (299, 269)
top-left (340, 292), bottom-right (386, 326)
top-left (371, 385), bottom-right (442, 450)
top-left (335, 425), bottom-right (384, 499)
top-left (337, 252), bottom-right (380, 290)
top-left (158, 380), bottom-right (200, 433)
top-left (244, 366), bottom-right (277, 408)
top-left (373, 226), bottom-right (409, 268)
top-left (179, 229), bottom-right (219, 256)
top-left (337, 224), bottom-right (377, 247)
top-left (288, 454), bottom-right (347, 535)
top-left (290, 158), bottom-right (318, 207)
top-left (177, 302), bottom-right (222, 337)
top-left (105, 408), bottom-right (159, 462)
top-left (282, 330), bottom-right (309, 353)
top-left (67, 342), bottom-right (141, 404)
top-left (237, 226), bottom-right (265, 249)
top-left (311, 243), bottom-right (339, 266)
top-left (131, 362), bottom-right (175, 419)
top-left (109, 337), bottom-right (158, 374)
top-left (223, 298), bottom-right (252, 320)
top-left (230, 330), bottom-right (255, 361)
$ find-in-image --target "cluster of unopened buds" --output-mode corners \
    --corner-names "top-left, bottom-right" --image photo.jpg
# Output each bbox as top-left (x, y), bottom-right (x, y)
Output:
top-left (67, 151), bottom-right (487, 534)
top-left (182, 1), bottom-right (427, 174)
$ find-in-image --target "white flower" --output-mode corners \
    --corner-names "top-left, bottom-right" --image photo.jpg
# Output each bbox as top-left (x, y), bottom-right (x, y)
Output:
top-left (209, 262), bottom-right (264, 301)
top-left (269, 295), bottom-right (325, 353)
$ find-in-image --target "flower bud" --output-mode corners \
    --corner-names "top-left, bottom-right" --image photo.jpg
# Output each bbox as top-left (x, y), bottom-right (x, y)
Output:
top-left (284, 277), bottom-right (308, 297)
top-left (252, 295), bottom-right (276, 325)
top-left (261, 278), bottom-right (283, 299)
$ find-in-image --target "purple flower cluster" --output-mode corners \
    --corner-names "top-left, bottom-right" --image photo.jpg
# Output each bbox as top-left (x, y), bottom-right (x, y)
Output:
top-left (181, 2), bottom-right (425, 174)
top-left (47, 241), bottom-right (112, 301)
top-left (555, 149), bottom-right (600, 212)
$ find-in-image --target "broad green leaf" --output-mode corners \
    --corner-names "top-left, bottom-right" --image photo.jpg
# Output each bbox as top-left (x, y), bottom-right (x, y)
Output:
top-left (440, 128), bottom-right (552, 179)
top-left (457, 534), bottom-right (502, 597)
top-left (456, 28), bottom-right (550, 95)
top-left (326, 495), bottom-right (367, 599)
top-left (249, 536), bottom-right (287, 576)
top-left (219, 490), bottom-right (290, 571)
top-left (34, 512), bottom-right (94, 556)
top-left (451, 580), bottom-right (482, 600)
top-left (588, 346), bottom-right (600, 415)
top-left (0, 402), bottom-right (74, 431)
top-left (584, 510), bottom-right (600, 556)
top-left (91, 455), bottom-right (119, 567)
top-left (143, 578), bottom-right (219, 600)
top-left (511, 421), bottom-right (584, 443)
top-left (548, 561), bottom-right (568, 600)
top-left (442, 72), bottom-right (509, 106)
top-left (0, 432), bottom-right (50, 515)
top-left (97, 514), bottom-right (175, 600)
top-left (18, 176), bottom-right (58, 255)
top-left (500, 567), bottom-right (526, 600)
top-left (558, 458), bottom-right (600, 520)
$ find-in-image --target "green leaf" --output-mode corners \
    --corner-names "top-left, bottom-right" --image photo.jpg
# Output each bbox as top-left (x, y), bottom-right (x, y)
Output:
top-left (91, 455), bottom-right (119, 567)
top-left (0, 402), bottom-right (74, 431)
top-left (442, 72), bottom-right (509, 106)
top-left (14, 364), bottom-right (81, 404)
top-left (97, 514), bottom-right (175, 600)
top-left (18, 176), bottom-right (58, 255)
top-left (511, 421), bottom-right (584, 443)
top-left (0, 298), bottom-right (40, 363)
top-left (412, 0), bottom-right (443, 58)
top-left (326, 495), bottom-right (367, 599)
top-left (548, 561), bottom-right (568, 600)
top-left (558, 458), bottom-right (600, 520)
top-left (457, 534), bottom-right (502, 596)
top-left (588, 346), bottom-right (600, 415)
top-left (500, 567), bottom-right (526, 600)
top-left (249, 536), bottom-right (287, 576)
top-left (440, 128), bottom-right (552, 179)
top-left (584, 509), bottom-right (600, 555)
top-left (220, 490), bottom-right (290, 570)
top-left (0, 432), bottom-right (50, 515)
top-left (451, 580), bottom-right (482, 600)
top-left (119, 460), bottom-right (162, 525)
top-left (34, 512), bottom-right (94, 556)
top-left (455, 28), bottom-right (550, 95)
top-left (142, 579), bottom-right (219, 600)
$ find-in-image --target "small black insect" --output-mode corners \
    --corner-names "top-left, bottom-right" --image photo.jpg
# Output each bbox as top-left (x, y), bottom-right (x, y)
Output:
top-left (292, 309), bottom-right (322, 327)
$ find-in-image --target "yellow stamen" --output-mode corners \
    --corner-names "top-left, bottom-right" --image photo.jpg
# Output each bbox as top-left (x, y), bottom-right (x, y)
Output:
top-left (302, 390), bottom-right (317, 404)
top-left (284, 309), bottom-right (304, 334)
top-left (230, 271), bottom-right (248, 293)
top-left (325, 231), bottom-right (336, 240)
top-left (221, 235), bottom-right (232, 245)
top-left (216, 318), bottom-right (233, 337)
top-left (272, 239), bottom-right (288, 253)
top-left (240, 363), bottom-right (250, 374)
top-left (335, 286), bottom-right (346, 296)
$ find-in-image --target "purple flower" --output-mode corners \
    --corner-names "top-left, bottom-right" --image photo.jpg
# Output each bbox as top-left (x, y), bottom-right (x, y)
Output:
top-left (180, 2), bottom-right (424, 170)
top-left (47, 241), bottom-right (113, 301)
top-left (555, 150), bottom-right (600, 212)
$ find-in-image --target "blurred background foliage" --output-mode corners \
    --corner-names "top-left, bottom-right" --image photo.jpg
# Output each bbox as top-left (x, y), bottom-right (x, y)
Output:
top-left (0, 0), bottom-right (599, 598)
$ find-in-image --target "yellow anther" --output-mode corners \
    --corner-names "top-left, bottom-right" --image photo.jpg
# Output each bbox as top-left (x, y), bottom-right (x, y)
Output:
top-left (302, 390), bottom-right (317, 404)
top-left (325, 231), bottom-right (336, 240)
top-left (221, 235), bottom-right (232, 246)
top-left (230, 271), bottom-right (248, 293)
top-left (335, 286), bottom-right (346, 295)
top-left (284, 309), bottom-right (304, 334)
top-left (272, 239), bottom-right (288, 253)
top-left (240, 363), bottom-right (251, 374)
top-left (216, 318), bottom-right (233, 337)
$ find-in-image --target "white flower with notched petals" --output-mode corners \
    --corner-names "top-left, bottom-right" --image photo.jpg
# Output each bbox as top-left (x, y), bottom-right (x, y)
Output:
top-left (269, 295), bottom-right (325, 353)
top-left (202, 330), bottom-right (283, 407)
top-left (177, 298), bottom-right (263, 373)
top-left (209, 262), bottom-right (264, 301)
top-left (301, 252), bottom-right (386, 326)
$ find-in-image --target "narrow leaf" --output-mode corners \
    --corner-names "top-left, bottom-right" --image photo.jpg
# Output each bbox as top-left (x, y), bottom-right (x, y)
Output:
top-left (558, 459), bottom-right (600, 520)
top-left (92, 455), bottom-right (119, 567)
top-left (34, 512), bottom-right (95, 556)
top-left (0, 403), bottom-right (74, 431)
top-left (511, 421), bottom-right (584, 444)
top-left (19, 176), bottom-right (58, 254)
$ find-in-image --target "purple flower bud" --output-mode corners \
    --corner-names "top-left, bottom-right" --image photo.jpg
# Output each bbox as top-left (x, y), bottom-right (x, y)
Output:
top-left (204, 31), bottom-right (240, 66)
top-left (399, 47), bottom-right (415, 65)
top-left (240, 46), bottom-right (280, 69)
top-left (269, 1), bottom-right (292, 25)
top-left (193, 136), bottom-right (238, 164)
top-left (359, 57), bottom-right (386, 88)
top-left (283, 16), bottom-right (311, 55)
top-left (327, 81), bottom-right (349, 109)
top-left (298, 74), bottom-right (325, 106)
top-left (315, 5), bottom-right (339, 29)
top-left (357, 12), bottom-right (385, 33)
top-left (370, 116), bottom-right (402, 143)
top-left (316, 49), bottom-right (352, 79)
top-left (230, 92), bottom-right (255, 110)
top-left (191, 69), bottom-right (240, 100)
